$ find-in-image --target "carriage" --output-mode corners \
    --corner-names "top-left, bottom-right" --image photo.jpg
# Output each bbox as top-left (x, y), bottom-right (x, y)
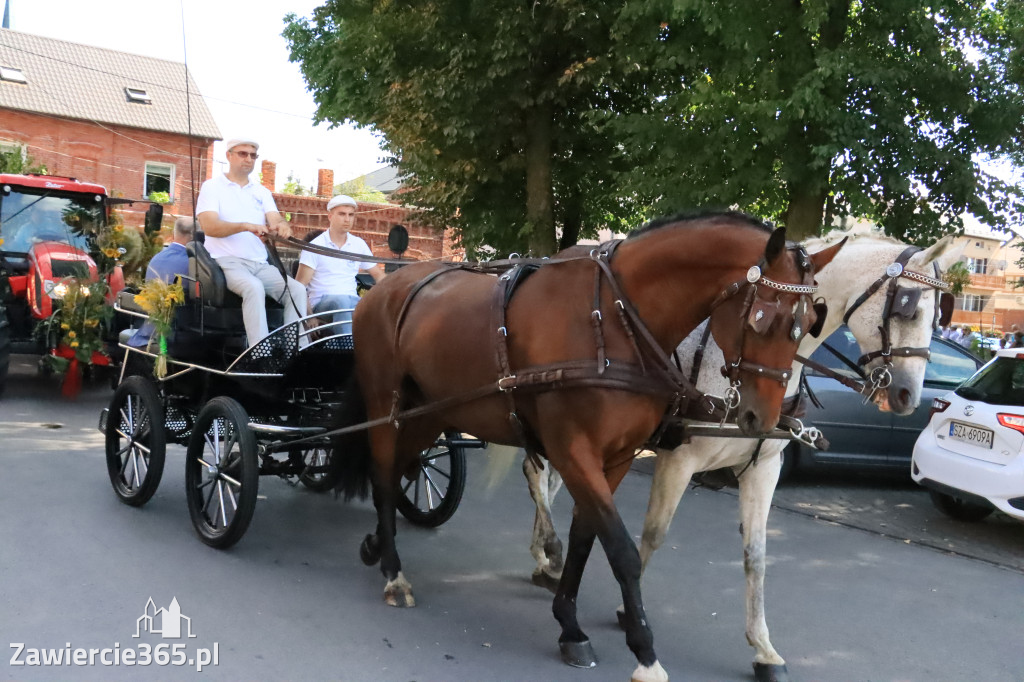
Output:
top-left (99, 231), bottom-right (481, 549)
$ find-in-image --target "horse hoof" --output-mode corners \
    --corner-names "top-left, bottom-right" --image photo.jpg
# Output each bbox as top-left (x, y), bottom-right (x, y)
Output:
top-left (360, 534), bottom-right (381, 566)
top-left (631, 659), bottom-right (669, 682)
top-left (753, 662), bottom-right (789, 682)
top-left (531, 569), bottom-right (560, 593)
top-left (384, 572), bottom-right (416, 608)
top-left (559, 638), bottom-right (597, 668)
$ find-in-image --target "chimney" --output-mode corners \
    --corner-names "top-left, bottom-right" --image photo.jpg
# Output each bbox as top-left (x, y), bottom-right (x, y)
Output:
top-left (261, 160), bottom-right (276, 192)
top-left (317, 168), bottom-right (334, 198)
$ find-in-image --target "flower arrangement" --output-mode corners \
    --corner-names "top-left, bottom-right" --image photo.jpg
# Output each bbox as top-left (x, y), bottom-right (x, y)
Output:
top-left (37, 278), bottom-right (112, 395)
top-left (134, 278), bottom-right (185, 377)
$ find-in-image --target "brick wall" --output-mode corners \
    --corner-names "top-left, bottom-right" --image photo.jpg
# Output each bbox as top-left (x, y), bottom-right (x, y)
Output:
top-left (273, 193), bottom-right (462, 262)
top-left (0, 108), bottom-right (215, 228)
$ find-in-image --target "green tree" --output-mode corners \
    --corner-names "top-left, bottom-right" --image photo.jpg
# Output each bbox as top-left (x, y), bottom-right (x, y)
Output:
top-left (334, 175), bottom-right (388, 204)
top-left (615, 0), bottom-right (1024, 242)
top-left (0, 147), bottom-right (46, 174)
top-left (284, 1), bottom-right (654, 257)
top-left (281, 172), bottom-right (313, 196)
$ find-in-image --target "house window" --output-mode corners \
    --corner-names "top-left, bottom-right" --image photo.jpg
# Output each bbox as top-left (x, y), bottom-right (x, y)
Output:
top-left (956, 294), bottom-right (990, 312)
top-left (144, 162), bottom-right (173, 200)
top-left (125, 87), bottom-right (152, 104)
top-left (0, 66), bottom-right (27, 83)
top-left (966, 257), bottom-right (989, 275)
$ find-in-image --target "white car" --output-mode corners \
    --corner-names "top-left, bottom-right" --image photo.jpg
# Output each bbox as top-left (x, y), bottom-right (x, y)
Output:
top-left (912, 348), bottom-right (1024, 522)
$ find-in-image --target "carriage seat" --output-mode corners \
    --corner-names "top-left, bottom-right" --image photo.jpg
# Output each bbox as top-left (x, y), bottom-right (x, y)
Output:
top-left (185, 231), bottom-right (283, 333)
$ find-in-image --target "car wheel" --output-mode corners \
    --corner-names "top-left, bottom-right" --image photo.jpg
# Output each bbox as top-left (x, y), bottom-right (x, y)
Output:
top-left (928, 490), bottom-right (993, 522)
top-left (778, 442), bottom-right (799, 482)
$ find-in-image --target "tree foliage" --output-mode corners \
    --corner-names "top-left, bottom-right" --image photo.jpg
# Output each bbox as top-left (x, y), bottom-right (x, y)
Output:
top-left (334, 175), bottom-right (388, 204)
top-left (284, 0), bottom-right (1024, 254)
top-left (284, 1), bottom-right (653, 257)
top-left (0, 147), bottom-right (46, 175)
top-left (614, 0), bottom-right (1024, 242)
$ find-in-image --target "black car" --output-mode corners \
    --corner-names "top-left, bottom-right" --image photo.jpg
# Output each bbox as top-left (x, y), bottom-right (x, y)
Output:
top-left (782, 327), bottom-right (984, 479)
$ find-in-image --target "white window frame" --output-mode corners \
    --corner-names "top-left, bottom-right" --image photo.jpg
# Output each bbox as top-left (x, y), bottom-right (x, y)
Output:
top-left (125, 87), bottom-right (152, 104)
top-left (144, 162), bottom-right (174, 201)
top-left (0, 66), bottom-right (27, 83)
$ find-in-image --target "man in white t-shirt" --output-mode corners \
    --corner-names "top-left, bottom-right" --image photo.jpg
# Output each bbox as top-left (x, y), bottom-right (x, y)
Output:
top-left (295, 195), bottom-right (385, 336)
top-left (195, 137), bottom-right (306, 348)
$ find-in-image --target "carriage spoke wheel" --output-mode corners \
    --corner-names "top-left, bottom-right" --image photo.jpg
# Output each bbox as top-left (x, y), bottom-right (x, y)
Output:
top-left (185, 397), bottom-right (259, 549)
top-left (105, 376), bottom-right (166, 506)
top-left (397, 432), bottom-right (467, 528)
top-left (299, 446), bottom-right (338, 492)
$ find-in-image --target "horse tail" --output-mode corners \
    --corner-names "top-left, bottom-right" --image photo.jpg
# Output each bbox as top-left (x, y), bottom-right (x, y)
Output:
top-left (331, 373), bottom-right (373, 501)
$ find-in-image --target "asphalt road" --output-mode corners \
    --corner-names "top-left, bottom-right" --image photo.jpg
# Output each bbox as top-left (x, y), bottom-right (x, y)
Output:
top-left (1, 355), bottom-right (1022, 682)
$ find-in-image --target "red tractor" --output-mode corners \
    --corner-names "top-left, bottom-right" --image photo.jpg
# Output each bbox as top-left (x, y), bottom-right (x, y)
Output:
top-left (0, 173), bottom-right (161, 395)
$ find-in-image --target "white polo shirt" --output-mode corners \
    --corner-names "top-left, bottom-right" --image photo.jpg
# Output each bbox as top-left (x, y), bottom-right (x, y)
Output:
top-left (195, 174), bottom-right (279, 262)
top-left (299, 231), bottom-right (375, 304)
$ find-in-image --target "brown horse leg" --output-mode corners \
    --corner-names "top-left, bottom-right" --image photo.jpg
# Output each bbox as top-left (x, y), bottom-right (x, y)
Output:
top-left (365, 422), bottom-right (416, 608)
top-left (553, 454), bottom-right (668, 682)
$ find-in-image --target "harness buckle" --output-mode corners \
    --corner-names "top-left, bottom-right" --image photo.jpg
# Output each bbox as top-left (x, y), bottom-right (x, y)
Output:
top-left (498, 326), bottom-right (508, 336)
top-left (498, 375), bottom-right (517, 391)
top-left (591, 309), bottom-right (602, 321)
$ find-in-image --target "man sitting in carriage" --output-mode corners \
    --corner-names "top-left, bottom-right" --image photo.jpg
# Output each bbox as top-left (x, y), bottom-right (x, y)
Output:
top-left (294, 194), bottom-right (385, 337)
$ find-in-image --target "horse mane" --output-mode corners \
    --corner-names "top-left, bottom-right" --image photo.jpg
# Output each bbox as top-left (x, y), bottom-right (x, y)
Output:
top-left (803, 226), bottom-right (905, 250)
top-left (628, 210), bottom-right (775, 239)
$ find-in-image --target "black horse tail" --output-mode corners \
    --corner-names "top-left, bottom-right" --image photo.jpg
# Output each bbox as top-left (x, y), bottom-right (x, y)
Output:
top-left (331, 373), bottom-right (373, 501)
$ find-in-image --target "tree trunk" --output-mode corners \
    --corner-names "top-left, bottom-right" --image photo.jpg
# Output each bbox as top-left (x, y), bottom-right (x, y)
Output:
top-left (524, 105), bottom-right (557, 256)
top-left (558, 191), bottom-right (583, 251)
top-left (783, 182), bottom-right (829, 241)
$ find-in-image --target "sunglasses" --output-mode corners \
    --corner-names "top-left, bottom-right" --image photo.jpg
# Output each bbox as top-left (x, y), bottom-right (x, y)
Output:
top-left (232, 150), bottom-right (259, 159)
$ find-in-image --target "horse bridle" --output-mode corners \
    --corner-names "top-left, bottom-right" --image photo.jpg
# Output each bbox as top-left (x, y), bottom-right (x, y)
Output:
top-left (839, 245), bottom-right (952, 398)
top-left (708, 245), bottom-right (819, 418)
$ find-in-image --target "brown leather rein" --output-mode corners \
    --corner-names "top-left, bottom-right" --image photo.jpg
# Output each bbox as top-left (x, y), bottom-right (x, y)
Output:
top-left (275, 237), bottom-right (819, 448)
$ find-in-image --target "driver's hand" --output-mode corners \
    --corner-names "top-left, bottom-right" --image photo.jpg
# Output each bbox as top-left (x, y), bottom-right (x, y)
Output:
top-left (246, 222), bottom-right (267, 236)
top-left (273, 222), bottom-right (292, 239)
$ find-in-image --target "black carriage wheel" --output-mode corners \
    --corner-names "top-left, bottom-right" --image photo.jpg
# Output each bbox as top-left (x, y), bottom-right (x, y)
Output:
top-left (105, 376), bottom-right (166, 506)
top-left (298, 446), bottom-right (338, 493)
top-left (397, 432), bottom-right (467, 528)
top-left (184, 397), bottom-right (259, 548)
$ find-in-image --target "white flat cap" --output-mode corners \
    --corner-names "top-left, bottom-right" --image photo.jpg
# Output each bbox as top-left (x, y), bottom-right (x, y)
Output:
top-left (327, 194), bottom-right (358, 211)
top-left (225, 137), bottom-right (259, 151)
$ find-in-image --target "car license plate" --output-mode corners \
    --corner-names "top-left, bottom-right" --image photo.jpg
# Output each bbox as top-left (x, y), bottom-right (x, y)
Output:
top-left (948, 422), bottom-right (993, 449)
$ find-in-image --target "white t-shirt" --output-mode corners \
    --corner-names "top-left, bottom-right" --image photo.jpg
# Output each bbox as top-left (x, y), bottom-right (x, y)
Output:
top-left (195, 174), bottom-right (279, 262)
top-left (299, 231), bottom-right (375, 304)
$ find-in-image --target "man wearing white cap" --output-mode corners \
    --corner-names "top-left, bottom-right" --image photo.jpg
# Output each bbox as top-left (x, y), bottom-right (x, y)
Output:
top-left (295, 194), bottom-right (384, 335)
top-left (195, 137), bottom-right (306, 347)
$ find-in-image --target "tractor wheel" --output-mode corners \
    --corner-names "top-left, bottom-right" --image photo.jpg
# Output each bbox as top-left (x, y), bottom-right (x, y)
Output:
top-left (0, 303), bottom-right (10, 399)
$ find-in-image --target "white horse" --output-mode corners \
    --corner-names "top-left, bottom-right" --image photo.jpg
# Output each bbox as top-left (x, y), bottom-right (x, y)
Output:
top-left (523, 230), bottom-right (963, 681)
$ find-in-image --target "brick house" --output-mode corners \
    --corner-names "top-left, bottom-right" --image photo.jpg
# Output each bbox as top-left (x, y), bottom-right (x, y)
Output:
top-left (0, 28), bottom-right (220, 225)
top-left (260, 161), bottom-right (462, 264)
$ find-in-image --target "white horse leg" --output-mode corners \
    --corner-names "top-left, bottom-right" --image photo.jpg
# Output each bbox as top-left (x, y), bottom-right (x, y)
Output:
top-left (524, 455), bottom-right (564, 591)
top-left (639, 446), bottom-right (703, 572)
top-left (735, 443), bottom-right (789, 681)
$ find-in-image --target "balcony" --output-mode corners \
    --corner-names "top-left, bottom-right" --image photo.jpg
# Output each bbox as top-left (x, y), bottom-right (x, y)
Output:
top-left (969, 273), bottom-right (1005, 289)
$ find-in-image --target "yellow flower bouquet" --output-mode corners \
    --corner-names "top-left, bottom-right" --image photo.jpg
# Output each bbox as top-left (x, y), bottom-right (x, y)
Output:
top-left (134, 279), bottom-right (185, 377)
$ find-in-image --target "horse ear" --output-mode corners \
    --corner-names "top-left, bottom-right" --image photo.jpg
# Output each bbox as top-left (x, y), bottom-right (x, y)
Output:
top-left (765, 227), bottom-right (787, 265)
top-left (914, 235), bottom-right (967, 271)
top-left (808, 236), bottom-right (847, 274)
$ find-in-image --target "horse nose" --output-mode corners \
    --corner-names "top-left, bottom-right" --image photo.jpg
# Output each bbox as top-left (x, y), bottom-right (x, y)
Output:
top-left (888, 386), bottom-right (915, 415)
top-left (737, 410), bottom-right (761, 436)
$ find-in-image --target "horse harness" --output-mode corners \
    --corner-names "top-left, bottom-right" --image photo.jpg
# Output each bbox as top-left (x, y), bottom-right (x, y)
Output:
top-left (797, 245), bottom-right (952, 403)
top-left (380, 239), bottom-right (820, 459)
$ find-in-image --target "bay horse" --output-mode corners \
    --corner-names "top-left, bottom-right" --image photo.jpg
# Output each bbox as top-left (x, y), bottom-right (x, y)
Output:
top-left (522, 230), bottom-right (960, 681)
top-left (334, 212), bottom-right (844, 682)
